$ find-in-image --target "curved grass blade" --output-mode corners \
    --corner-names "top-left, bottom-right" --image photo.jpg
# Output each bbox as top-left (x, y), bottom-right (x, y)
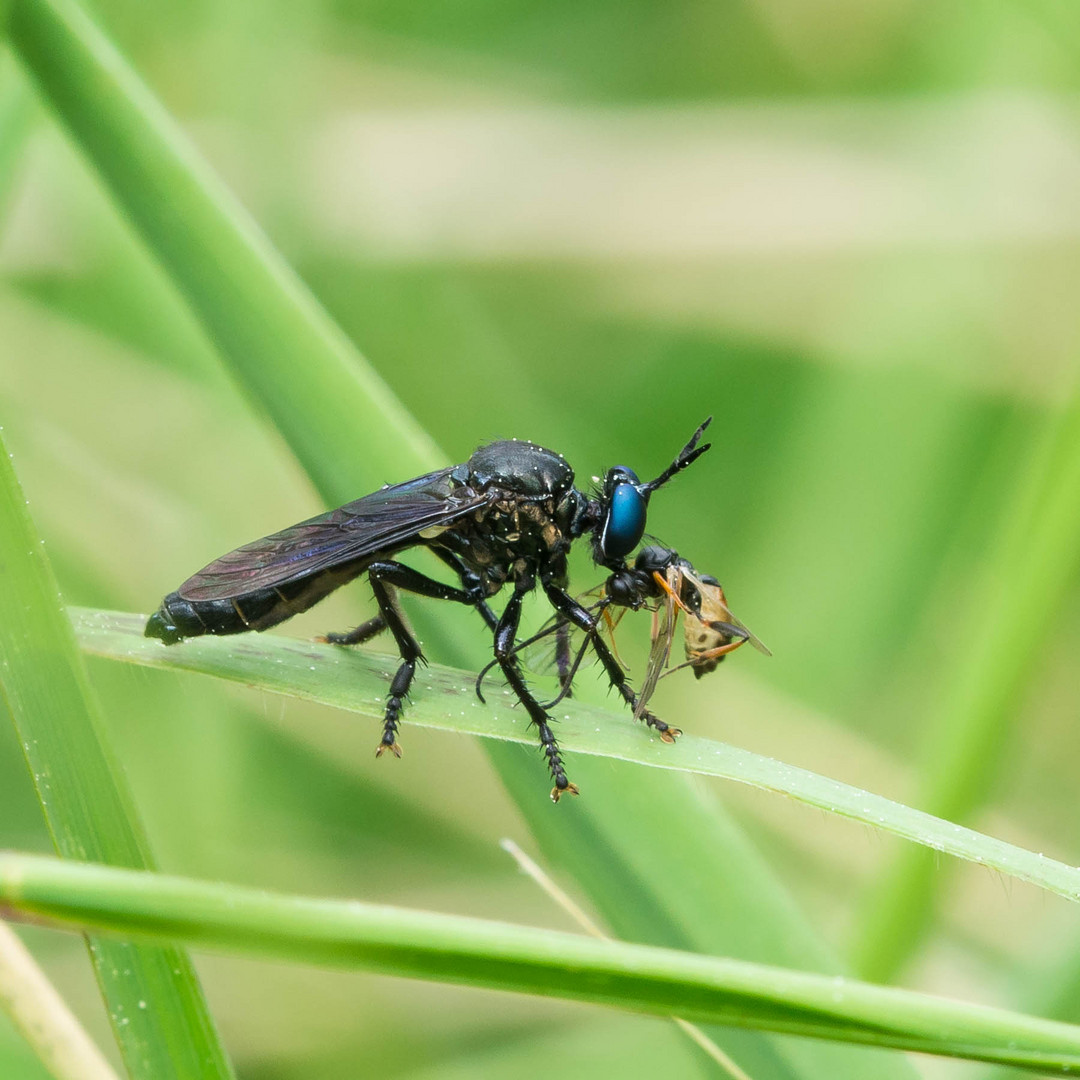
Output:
top-left (498, 837), bottom-right (751, 1079)
top-left (1, 853), bottom-right (1080, 1074)
top-left (73, 607), bottom-right (1080, 908)
top-left (0, 442), bottom-right (233, 1078)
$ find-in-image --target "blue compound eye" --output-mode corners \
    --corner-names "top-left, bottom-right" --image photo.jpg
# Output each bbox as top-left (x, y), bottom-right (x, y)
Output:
top-left (601, 476), bottom-right (647, 560)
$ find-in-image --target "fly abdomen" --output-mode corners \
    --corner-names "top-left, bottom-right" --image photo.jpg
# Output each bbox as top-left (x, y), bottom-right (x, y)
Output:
top-left (145, 590), bottom-right (275, 643)
top-left (145, 563), bottom-right (370, 644)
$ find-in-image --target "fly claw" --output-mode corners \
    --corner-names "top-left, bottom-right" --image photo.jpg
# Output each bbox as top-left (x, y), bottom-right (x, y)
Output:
top-left (550, 781), bottom-right (581, 803)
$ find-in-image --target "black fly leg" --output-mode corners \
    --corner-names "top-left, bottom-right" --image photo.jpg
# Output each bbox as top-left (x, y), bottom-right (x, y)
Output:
top-left (545, 583), bottom-right (682, 742)
top-left (327, 549), bottom-right (496, 648)
top-left (474, 615), bottom-right (569, 706)
top-left (359, 561), bottom-right (483, 757)
top-left (495, 582), bottom-right (579, 802)
top-left (320, 613), bottom-right (387, 646)
top-left (539, 631), bottom-right (593, 710)
top-left (554, 620), bottom-right (574, 698)
top-left (431, 548), bottom-right (499, 631)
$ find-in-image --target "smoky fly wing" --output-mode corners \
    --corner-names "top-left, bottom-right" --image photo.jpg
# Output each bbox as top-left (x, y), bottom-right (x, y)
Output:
top-left (147, 465), bottom-right (503, 648)
top-left (176, 467), bottom-right (491, 601)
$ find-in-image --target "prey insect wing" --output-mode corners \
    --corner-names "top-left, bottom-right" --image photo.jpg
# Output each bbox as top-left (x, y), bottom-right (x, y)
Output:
top-left (523, 585), bottom-right (613, 674)
top-left (535, 602), bottom-right (631, 710)
top-left (680, 567), bottom-right (771, 659)
top-left (633, 566), bottom-right (682, 721)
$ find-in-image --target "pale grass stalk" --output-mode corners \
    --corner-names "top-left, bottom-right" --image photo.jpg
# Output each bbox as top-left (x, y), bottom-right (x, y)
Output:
top-left (500, 838), bottom-right (754, 1080)
top-left (0, 921), bottom-right (119, 1080)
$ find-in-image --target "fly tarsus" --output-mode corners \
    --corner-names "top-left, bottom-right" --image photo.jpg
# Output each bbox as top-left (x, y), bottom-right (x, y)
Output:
top-left (494, 582), bottom-right (579, 799)
top-left (319, 613), bottom-right (387, 646)
top-left (362, 561), bottom-right (479, 761)
top-left (614, 682), bottom-right (681, 741)
top-left (550, 778), bottom-right (581, 803)
top-left (376, 656), bottom-right (413, 758)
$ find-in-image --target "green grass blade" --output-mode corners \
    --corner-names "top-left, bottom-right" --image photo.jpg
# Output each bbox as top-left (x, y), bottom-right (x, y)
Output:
top-left (73, 607), bottom-right (1080, 908)
top-left (0, 442), bottom-right (233, 1078)
top-left (854, 385), bottom-right (1080, 982)
top-left (0, 56), bottom-right (36, 220)
top-left (6, 0), bottom-right (441, 507)
top-left (1, 853), bottom-right (1079, 1074)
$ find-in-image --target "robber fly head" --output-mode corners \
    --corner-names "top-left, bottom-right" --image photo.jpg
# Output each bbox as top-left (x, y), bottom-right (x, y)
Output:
top-left (595, 465), bottom-right (648, 563)
top-left (592, 418), bottom-right (712, 568)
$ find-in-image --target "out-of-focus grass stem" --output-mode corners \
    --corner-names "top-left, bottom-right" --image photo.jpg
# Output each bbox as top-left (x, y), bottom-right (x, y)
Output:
top-left (0, 429), bottom-right (233, 1077)
top-left (854, 381), bottom-right (1080, 982)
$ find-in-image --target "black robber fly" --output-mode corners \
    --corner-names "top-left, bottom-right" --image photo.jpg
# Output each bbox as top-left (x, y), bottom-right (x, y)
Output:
top-left (146, 421), bottom-right (713, 799)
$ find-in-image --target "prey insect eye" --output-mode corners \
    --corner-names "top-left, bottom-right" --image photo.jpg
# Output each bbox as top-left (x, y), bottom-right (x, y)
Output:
top-left (600, 467), bottom-right (646, 560)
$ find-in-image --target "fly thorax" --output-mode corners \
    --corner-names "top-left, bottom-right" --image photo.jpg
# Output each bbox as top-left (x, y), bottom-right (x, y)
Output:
top-left (557, 488), bottom-right (592, 539)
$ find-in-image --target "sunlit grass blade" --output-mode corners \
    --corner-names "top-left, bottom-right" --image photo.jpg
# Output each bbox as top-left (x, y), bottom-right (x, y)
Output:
top-left (73, 606), bottom-right (1080, 907)
top-left (854, 384), bottom-right (1080, 982)
top-left (0, 441), bottom-right (233, 1078)
top-left (1, 853), bottom-right (1080, 1074)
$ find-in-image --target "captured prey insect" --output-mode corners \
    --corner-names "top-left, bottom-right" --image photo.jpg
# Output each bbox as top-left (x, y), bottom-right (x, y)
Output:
top-left (628, 547), bottom-right (770, 719)
top-left (146, 421), bottom-right (714, 799)
top-left (476, 545), bottom-right (769, 727)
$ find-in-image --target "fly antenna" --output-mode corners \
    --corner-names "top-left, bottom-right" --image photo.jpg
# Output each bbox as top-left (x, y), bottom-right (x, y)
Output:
top-left (641, 417), bottom-right (712, 496)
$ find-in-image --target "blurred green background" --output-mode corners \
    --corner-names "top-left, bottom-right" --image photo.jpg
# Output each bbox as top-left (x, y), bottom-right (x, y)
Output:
top-left (2, 0), bottom-right (1080, 1077)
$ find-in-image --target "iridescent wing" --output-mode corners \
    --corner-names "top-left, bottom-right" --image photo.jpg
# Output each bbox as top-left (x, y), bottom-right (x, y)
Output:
top-left (179, 467), bottom-right (494, 601)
